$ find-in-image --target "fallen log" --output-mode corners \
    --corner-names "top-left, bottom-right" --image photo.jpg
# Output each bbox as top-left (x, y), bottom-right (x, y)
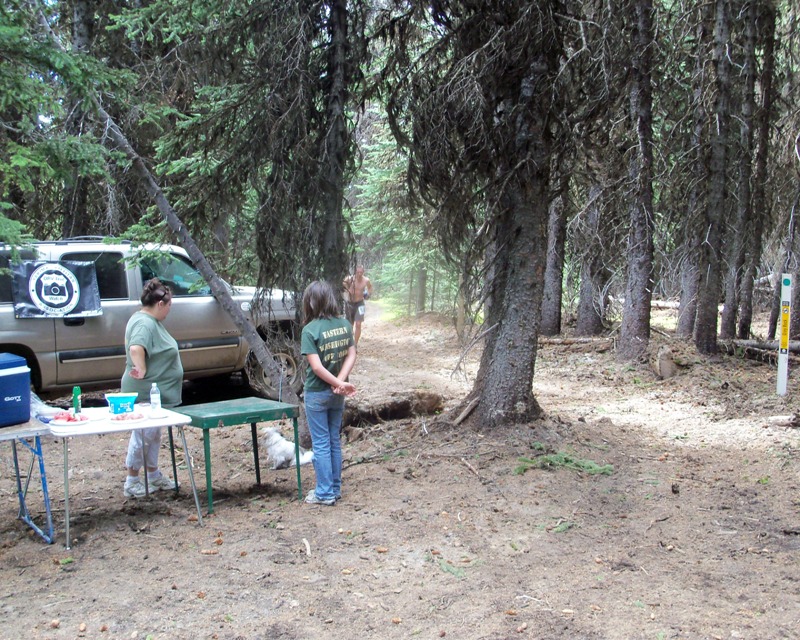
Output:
top-left (539, 336), bottom-right (613, 353)
top-left (765, 414), bottom-right (800, 428)
top-left (720, 340), bottom-right (800, 365)
top-left (729, 339), bottom-right (800, 354)
top-left (539, 336), bottom-right (614, 345)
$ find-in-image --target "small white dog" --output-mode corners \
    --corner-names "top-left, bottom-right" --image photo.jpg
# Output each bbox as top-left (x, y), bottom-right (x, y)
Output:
top-left (261, 426), bottom-right (313, 470)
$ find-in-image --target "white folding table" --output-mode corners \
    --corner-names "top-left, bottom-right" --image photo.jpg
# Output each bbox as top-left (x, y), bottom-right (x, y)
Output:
top-left (0, 419), bottom-right (55, 544)
top-left (48, 405), bottom-right (203, 548)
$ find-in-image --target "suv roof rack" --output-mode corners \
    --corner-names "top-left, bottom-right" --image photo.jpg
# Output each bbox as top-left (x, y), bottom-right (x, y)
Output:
top-left (53, 237), bottom-right (132, 244)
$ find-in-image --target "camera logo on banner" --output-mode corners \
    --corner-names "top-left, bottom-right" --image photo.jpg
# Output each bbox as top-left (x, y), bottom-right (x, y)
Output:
top-left (28, 263), bottom-right (81, 315)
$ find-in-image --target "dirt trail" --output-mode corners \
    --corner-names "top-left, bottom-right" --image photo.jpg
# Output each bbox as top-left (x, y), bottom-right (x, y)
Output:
top-left (1, 302), bottom-right (799, 640)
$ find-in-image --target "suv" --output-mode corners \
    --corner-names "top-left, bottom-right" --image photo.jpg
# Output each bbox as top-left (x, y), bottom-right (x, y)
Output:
top-left (0, 238), bottom-right (303, 399)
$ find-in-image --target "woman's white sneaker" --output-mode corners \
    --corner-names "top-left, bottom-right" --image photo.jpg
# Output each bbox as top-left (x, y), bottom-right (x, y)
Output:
top-left (147, 474), bottom-right (178, 491)
top-left (123, 479), bottom-right (147, 498)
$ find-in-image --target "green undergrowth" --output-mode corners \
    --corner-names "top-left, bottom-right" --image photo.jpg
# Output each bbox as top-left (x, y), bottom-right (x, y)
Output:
top-left (514, 446), bottom-right (614, 476)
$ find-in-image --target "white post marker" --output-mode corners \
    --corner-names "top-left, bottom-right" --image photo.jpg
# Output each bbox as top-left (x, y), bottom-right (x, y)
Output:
top-left (777, 273), bottom-right (792, 396)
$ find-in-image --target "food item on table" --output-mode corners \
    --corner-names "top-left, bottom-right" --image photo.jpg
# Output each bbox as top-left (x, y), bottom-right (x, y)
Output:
top-left (110, 412), bottom-right (146, 421)
top-left (52, 410), bottom-right (89, 423)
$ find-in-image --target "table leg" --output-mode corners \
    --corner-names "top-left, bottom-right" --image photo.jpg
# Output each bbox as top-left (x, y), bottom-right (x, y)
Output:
top-left (251, 423), bottom-right (261, 485)
top-left (203, 430), bottom-right (213, 514)
top-left (167, 427), bottom-right (179, 494)
top-left (142, 431), bottom-right (150, 497)
top-left (64, 437), bottom-right (70, 550)
top-left (177, 426), bottom-right (203, 525)
top-left (11, 437), bottom-right (54, 544)
top-left (34, 437), bottom-right (55, 543)
top-left (293, 417), bottom-right (302, 501)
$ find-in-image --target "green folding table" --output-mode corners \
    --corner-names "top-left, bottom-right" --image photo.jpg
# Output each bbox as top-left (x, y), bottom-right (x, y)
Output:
top-left (179, 397), bottom-right (302, 513)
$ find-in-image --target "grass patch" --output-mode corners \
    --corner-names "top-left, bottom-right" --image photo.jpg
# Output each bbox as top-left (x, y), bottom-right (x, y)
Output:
top-left (436, 558), bottom-right (466, 578)
top-left (425, 553), bottom-right (467, 578)
top-left (550, 521), bottom-right (575, 533)
top-left (514, 451), bottom-right (613, 475)
top-left (382, 449), bottom-right (409, 461)
top-left (536, 518), bottom-right (577, 533)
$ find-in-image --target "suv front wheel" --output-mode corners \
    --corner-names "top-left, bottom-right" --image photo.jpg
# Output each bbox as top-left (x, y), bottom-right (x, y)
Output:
top-left (244, 335), bottom-right (304, 401)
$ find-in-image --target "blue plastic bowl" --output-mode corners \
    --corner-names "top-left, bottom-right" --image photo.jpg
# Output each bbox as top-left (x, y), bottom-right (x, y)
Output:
top-left (105, 392), bottom-right (138, 414)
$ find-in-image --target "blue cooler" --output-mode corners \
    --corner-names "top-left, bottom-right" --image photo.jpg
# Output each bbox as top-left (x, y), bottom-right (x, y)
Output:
top-left (0, 353), bottom-right (31, 428)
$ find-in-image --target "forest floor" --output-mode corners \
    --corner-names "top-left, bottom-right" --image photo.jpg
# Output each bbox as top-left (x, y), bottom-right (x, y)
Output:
top-left (1, 302), bottom-right (799, 640)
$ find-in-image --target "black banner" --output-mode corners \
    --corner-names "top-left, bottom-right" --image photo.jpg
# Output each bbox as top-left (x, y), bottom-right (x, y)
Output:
top-left (12, 261), bottom-right (102, 318)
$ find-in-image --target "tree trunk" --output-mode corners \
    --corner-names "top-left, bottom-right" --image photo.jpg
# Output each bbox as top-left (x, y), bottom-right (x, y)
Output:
top-left (791, 271), bottom-right (800, 340)
top-left (618, 0), bottom-right (655, 362)
top-left (769, 196), bottom-right (800, 340)
top-left (415, 267), bottom-right (427, 314)
top-left (677, 3), bottom-right (712, 339)
top-left (575, 184), bottom-right (608, 336)
top-left (212, 216), bottom-right (230, 281)
top-left (319, 0), bottom-right (350, 284)
top-left (677, 251), bottom-right (700, 337)
top-left (472, 177), bottom-right (546, 427)
top-left (431, 266), bottom-right (437, 311)
top-left (61, 0), bottom-right (94, 239)
top-left (720, 0), bottom-right (757, 339)
top-left (540, 166), bottom-right (569, 336)
top-left (694, 0), bottom-right (731, 355)
top-left (407, 269), bottom-right (415, 316)
top-left (455, 271), bottom-right (467, 342)
top-left (738, 4), bottom-right (777, 339)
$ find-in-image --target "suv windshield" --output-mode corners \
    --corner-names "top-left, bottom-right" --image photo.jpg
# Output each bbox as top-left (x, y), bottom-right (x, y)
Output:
top-left (140, 254), bottom-right (211, 297)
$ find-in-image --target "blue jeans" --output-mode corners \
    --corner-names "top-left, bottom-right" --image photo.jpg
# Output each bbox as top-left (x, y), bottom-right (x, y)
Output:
top-left (304, 389), bottom-right (345, 501)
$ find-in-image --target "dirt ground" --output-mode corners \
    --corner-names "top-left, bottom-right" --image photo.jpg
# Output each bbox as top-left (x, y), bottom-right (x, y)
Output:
top-left (1, 302), bottom-right (799, 640)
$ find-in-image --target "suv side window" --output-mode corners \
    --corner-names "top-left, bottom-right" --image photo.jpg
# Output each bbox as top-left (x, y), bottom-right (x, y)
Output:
top-left (140, 253), bottom-right (211, 297)
top-left (62, 251), bottom-right (128, 300)
top-left (0, 249), bottom-right (39, 303)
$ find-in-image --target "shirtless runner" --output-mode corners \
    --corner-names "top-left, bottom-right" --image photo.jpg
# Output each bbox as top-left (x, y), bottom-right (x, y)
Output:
top-left (343, 265), bottom-right (373, 346)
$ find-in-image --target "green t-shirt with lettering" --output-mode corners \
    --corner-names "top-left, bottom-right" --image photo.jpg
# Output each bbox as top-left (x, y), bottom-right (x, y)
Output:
top-left (301, 316), bottom-right (354, 392)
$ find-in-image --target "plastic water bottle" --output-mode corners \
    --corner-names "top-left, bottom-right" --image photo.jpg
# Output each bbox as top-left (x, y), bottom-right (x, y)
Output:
top-left (149, 383), bottom-right (162, 418)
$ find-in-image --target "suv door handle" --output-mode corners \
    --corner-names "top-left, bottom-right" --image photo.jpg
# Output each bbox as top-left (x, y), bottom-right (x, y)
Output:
top-left (63, 318), bottom-right (85, 327)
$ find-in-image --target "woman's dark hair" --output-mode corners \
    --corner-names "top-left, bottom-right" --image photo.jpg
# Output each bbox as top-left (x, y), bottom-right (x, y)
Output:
top-left (141, 278), bottom-right (172, 307)
top-left (302, 281), bottom-right (340, 324)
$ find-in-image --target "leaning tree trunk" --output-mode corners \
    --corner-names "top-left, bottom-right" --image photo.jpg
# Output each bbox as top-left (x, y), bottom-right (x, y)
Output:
top-left (738, 4), bottom-right (776, 339)
top-left (31, 10), bottom-right (299, 408)
top-left (540, 165), bottom-right (570, 336)
top-left (720, 0), bottom-right (757, 340)
top-left (618, 0), bottom-right (655, 362)
top-left (694, 0), bottom-right (731, 355)
top-left (100, 108), bottom-right (298, 402)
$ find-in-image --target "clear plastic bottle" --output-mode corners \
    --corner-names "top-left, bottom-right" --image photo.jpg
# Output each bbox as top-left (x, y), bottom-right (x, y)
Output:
top-left (149, 382), bottom-right (162, 418)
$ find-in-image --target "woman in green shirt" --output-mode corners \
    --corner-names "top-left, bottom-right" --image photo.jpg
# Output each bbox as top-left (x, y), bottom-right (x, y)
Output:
top-left (121, 279), bottom-right (183, 498)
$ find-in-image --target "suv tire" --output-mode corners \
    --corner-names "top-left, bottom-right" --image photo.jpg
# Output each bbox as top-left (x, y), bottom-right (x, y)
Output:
top-left (244, 333), bottom-right (304, 400)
